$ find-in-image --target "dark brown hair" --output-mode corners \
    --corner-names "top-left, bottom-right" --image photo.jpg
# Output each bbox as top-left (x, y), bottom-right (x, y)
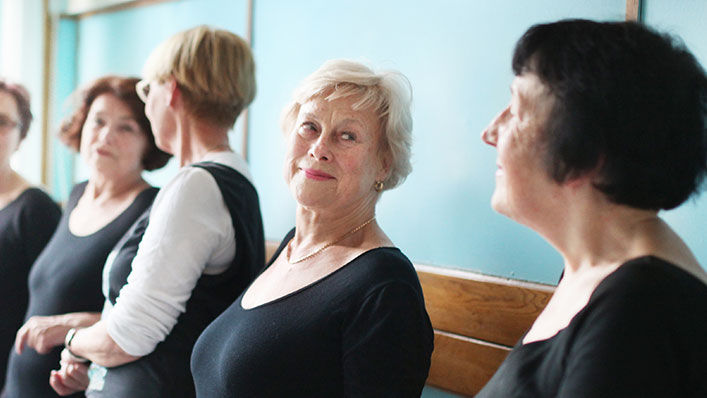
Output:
top-left (0, 79), bottom-right (33, 140)
top-left (513, 19), bottom-right (707, 210)
top-left (59, 76), bottom-right (170, 170)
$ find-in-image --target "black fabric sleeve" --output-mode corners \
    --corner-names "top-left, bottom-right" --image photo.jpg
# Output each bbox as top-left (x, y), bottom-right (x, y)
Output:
top-left (557, 275), bottom-right (681, 397)
top-left (342, 281), bottom-right (433, 397)
top-left (19, 192), bottom-right (61, 265)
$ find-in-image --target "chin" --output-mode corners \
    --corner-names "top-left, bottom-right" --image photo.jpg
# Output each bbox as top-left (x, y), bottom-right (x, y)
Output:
top-left (490, 194), bottom-right (511, 218)
top-left (292, 185), bottom-right (334, 209)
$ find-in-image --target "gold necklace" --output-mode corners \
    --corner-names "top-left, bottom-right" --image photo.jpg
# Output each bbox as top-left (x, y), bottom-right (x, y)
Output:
top-left (287, 216), bottom-right (376, 264)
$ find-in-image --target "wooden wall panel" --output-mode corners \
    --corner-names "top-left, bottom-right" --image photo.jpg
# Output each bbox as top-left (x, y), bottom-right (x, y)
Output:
top-left (427, 331), bottom-right (511, 397)
top-left (416, 265), bottom-right (553, 347)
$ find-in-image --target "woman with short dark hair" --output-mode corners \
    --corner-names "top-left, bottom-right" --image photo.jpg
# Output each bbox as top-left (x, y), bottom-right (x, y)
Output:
top-left (478, 19), bottom-right (707, 397)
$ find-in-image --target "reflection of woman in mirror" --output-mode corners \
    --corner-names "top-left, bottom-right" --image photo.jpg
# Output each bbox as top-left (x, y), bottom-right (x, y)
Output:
top-left (4, 76), bottom-right (169, 398)
top-left (0, 78), bottom-right (61, 394)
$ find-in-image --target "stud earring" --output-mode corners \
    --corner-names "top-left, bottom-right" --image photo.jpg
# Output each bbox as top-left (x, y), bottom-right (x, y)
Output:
top-left (374, 180), bottom-right (385, 192)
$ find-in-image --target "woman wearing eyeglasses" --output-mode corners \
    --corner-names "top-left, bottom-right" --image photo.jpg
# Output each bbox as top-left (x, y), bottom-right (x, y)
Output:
top-left (0, 79), bottom-right (61, 394)
top-left (3, 76), bottom-right (170, 398)
top-left (45, 26), bottom-right (265, 397)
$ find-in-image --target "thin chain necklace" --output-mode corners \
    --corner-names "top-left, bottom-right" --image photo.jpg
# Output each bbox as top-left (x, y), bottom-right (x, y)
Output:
top-left (287, 216), bottom-right (376, 264)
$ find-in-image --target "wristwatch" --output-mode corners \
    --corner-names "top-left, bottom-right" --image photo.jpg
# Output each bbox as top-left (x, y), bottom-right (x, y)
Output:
top-left (63, 328), bottom-right (89, 363)
top-left (64, 327), bottom-right (79, 348)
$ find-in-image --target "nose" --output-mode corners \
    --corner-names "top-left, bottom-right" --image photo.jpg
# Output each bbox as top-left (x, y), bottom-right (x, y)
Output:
top-left (481, 105), bottom-right (508, 147)
top-left (97, 124), bottom-right (115, 143)
top-left (308, 134), bottom-right (331, 161)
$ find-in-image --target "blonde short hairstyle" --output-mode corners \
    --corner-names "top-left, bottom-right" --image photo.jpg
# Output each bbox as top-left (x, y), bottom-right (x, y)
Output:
top-left (142, 25), bottom-right (256, 128)
top-left (281, 59), bottom-right (413, 191)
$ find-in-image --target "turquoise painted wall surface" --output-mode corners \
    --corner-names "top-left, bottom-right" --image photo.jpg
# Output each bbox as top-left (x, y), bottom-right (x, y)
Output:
top-left (248, 0), bottom-right (624, 284)
top-left (51, 18), bottom-right (78, 201)
top-left (57, 0), bottom-right (707, 284)
top-left (68, 0), bottom-right (249, 185)
top-left (52, 1), bottom-right (707, 397)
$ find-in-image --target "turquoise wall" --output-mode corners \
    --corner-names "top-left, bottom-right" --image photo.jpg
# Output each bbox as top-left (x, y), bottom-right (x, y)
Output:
top-left (68, 0), bottom-right (249, 185)
top-left (54, 0), bottom-right (707, 284)
top-left (51, 1), bottom-right (707, 397)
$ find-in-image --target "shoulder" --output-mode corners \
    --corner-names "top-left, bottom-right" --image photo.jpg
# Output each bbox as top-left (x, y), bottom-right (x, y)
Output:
top-left (68, 181), bottom-right (88, 203)
top-left (196, 151), bottom-right (254, 185)
top-left (155, 166), bottom-right (221, 207)
top-left (584, 256), bottom-right (707, 333)
top-left (133, 186), bottom-right (159, 205)
top-left (346, 248), bottom-right (423, 297)
top-left (17, 187), bottom-right (59, 209)
top-left (16, 188), bottom-right (61, 220)
top-left (148, 167), bottom-right (229, 227)
top-left (596, 256), bottom-right (707, 303)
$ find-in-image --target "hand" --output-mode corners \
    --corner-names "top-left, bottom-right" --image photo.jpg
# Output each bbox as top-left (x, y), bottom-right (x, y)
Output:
top-left (15, 315), bottom-right (71, 355)
top-left (49, 348), bottom-right (90, 396)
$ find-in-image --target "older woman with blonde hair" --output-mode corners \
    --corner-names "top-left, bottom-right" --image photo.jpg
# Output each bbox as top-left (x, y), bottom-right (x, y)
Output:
top-left (45, 26), bottom-right (264, 397)
top-left (191, 59), bottom-right (433, 397)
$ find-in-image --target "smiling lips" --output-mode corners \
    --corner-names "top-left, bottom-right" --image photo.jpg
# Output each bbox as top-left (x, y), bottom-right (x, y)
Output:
top-left (303, 167), bottom-right (334, 181)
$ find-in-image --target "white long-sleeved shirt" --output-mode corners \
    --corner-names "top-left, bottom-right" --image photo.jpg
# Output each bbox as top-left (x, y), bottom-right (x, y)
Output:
top-left (102, 151), bottom-right (254, 356)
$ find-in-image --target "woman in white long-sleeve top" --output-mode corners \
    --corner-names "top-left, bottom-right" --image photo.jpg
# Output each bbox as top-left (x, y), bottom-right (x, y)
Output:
top-left (45, 26), bottom-right (265, 397)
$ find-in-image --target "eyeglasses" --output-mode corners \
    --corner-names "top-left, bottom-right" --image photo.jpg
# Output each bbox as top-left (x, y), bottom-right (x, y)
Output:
top-left (136, 80), bottom-right (151, 103)
top-left (0, 115), bottom-right (19, 132)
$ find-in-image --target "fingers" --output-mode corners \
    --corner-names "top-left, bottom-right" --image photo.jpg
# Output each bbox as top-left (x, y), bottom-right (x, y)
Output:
top-left (50, 360), bottom-right (89, 396)
top-left (60, 362), bottom-right (90, 391)
top-left (14, 323), bottom-right (29, 354)
top-left (14, 316), bottom-right (69, 355)
top-left (49, 370), bottom-right (80, 396)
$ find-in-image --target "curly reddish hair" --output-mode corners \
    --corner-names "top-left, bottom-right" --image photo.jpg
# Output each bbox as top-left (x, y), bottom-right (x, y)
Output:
top-left (59, 76), bottom-right (170, 171)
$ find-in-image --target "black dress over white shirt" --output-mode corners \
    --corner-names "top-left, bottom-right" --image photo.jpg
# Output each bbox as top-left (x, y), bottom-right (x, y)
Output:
top-left (86, 160), bottom-right (265, 398)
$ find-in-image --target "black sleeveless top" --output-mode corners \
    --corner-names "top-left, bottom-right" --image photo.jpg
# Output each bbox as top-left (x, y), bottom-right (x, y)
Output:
top-left (0, 188), bottom-right (61, 393)
top-left (86, 162), bottom-right (265, 398)
top-left (3, 182), bottom-right (158, 398)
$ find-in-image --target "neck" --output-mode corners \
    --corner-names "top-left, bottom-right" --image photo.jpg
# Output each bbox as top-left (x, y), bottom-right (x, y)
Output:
top-left (545, 192), bottom-right (671, 275)
top-left (0, 166), bottom-right (29, 202)
top-left (293, 203), bottom-right (377, 250)
top-left (86, 171), bottom-right (146, 203)
top-left (0, 164), bottom-right (15, 193)
top-left (173, 114), bottom-right (231, 167)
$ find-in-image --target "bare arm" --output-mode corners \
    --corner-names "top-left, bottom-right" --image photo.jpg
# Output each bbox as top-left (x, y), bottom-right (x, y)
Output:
top-left (67, 321), bottom-right (139, 368)
top-left (15, 312), bottom-right (101, 354)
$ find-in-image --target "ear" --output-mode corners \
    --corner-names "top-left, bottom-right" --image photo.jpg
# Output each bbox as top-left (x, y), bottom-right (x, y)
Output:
top-left (376, 151), bottom-right (392, 182)
top-left (166, 76), bottom-right (180, 107)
